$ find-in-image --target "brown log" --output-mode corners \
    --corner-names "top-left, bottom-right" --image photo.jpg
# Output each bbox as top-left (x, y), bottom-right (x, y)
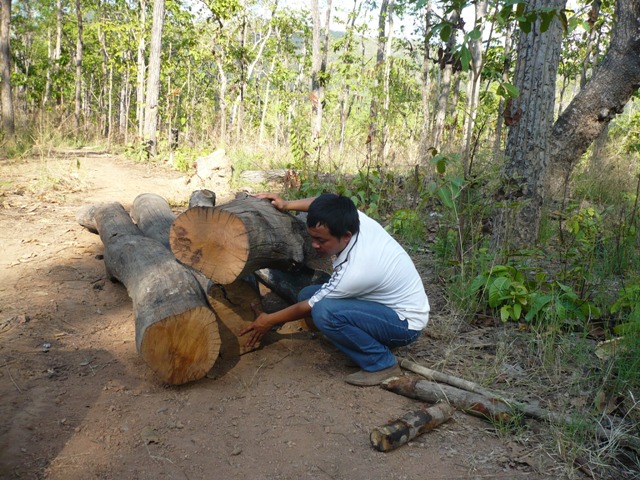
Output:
top-left (370, 403), bottom-right (455, 452)
top-left (189, 189), bottom-right (216, 208)
top-left (169, 194), bottom-right (326, 285)
top-left (130, 193), bottom-right (213, 294)
top-left (207, 279), bottom-right (263, 357)
top-left (254, 267), bottom-right (330, 304)
top-left (77, 202), bottom-right (220, 385)
top-left (382, 375), bottom-right (515, 423)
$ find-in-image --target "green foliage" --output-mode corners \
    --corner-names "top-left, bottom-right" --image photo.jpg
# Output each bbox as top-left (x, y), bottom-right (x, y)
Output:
top-left (467, 264), bottom-right (601, 326)
top-left (385, 209), bottom-right (425, 248)
top-left (611, 280), bottom-right (640, 336)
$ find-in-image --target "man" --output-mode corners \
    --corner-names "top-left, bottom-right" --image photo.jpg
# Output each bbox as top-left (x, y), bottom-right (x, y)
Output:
top-left (239, 193), bottom-right (430, 386)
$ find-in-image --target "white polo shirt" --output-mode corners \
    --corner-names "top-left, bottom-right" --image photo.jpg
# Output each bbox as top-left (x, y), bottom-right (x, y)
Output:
top-left (308, 211), bottom-right (430, 331)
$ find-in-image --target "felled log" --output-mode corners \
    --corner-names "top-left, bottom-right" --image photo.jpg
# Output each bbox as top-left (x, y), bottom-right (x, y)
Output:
top-left (208, 279), bottom-right (263, 357)
top-left (382, 375), bottom-right (514, 422)
top-left (130, 193), bottom-right (175, 249)
top-left (254, 267), bottom-right (330, 304)
top-left (370, 403), bottom-right (455, 452)
top-left (76, 202), bottom-right (220, 385)
top-left (170, 194), bottom-right (325, 285)
top-left (130, 193), bottom-right (213, 294)
top-left (189, 189), bottom-right (216, 208)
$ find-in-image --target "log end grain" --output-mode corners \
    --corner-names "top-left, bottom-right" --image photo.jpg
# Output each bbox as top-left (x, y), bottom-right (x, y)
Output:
top-left (140, 306), bottom-right (220, 385)
top-left (170, 206), bottom-right (249, 284)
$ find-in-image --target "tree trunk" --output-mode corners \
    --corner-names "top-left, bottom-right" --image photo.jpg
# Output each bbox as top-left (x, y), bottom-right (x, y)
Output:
top-left (0, 0), bottom-right (14, 137)
top-left (143, 0), bottom-right (165, 157)
top-left (170, 195), bottom-right (323, 285)
top-left (418, 1), bottom-right (433, 166)
top-left (462, 0), bottom-right (488, 177)
top-left (76, 202), bottom-right (220, 385)
top-left (432, 11), bottom-right (458, 152)
top-left (136, 0), bottom-right (146, 138)
top-left (492, 0), bottom-right (566, 250)
top-left (546, 0), bottom-right (640, 200)
top-left (74, 0), bottom-right (83, 133)
top-left (370, 403), bottom-right (455, 452)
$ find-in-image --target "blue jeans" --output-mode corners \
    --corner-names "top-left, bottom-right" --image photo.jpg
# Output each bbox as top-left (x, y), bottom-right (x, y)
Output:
top-left (298, 285), bottom-right (421, 372)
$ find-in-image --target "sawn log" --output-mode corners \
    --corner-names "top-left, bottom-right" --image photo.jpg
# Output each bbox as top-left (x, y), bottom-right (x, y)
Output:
top-left (370, 402), bottom-right (455, 452)
top-left (169, 194), bottom-right (326, 284)
top-left (77, 202), bottom-right (220, 385)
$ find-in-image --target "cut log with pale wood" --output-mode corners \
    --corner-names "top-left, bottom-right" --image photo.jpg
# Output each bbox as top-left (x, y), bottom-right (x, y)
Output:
top-left (382, 375), bottom-right (515, 422)
top-left (76, 202), bottom-right (220, 385)
top-left (130, 193), bottom-right (213, 294)
top-left (169, 194), bottom-right (326, 285)
top-left (370, 403), bottom-right (455, 452)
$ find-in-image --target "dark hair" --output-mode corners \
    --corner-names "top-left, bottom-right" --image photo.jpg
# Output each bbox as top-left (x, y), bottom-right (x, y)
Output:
top-left (307, 193), bottom-right (360, 237)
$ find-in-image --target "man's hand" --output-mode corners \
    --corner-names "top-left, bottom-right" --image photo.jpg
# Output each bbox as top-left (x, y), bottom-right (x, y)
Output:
top-left (254, 193), bottom-right (287, 211)
top-left (238, 313), bottom-right (274, 350)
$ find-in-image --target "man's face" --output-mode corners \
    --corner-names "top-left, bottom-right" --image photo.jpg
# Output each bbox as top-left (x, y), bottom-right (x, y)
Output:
top-left (308, 224), bottom-right (352, 258)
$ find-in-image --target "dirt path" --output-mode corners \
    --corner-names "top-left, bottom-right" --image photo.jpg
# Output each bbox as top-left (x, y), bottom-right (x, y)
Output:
top-left (0, 153), bottom-right (551, 479)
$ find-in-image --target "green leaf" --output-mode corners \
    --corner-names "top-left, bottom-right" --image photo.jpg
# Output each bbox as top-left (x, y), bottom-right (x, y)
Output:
top-left (513, 302), bottom-right (522, 320)
top-left (440, 24), bottom-right (452, 42)
top-left (459, 45), bottom-right (471, 72)
top-left (489, 277), bottom-right (511, 308)
top-left (539, 11), bottom-right (554, 33)
top-left (500, 305), bottom-right (511, 322)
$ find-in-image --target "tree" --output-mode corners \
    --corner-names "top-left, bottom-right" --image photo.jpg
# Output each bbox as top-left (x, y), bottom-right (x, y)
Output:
top-left (547, 0), bottom-right (640, 199)
top-left (143, 0), bottom-right (165, 156)
top-left (492, 0), bottom-right (567, 249)
top-left (0, 0), bottom-right (14, 137)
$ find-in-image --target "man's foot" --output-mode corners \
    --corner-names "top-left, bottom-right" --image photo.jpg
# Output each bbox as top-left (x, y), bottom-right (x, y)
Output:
top-left (344, 364), bottom-right (402, 386)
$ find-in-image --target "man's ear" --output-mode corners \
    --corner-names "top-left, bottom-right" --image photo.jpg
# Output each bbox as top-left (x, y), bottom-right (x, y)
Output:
top-left (342, 231), bottom-right (353, 242)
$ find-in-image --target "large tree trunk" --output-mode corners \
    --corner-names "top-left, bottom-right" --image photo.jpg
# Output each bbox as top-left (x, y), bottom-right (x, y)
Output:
top-left (136, 0), bottom-right (146, 138)
top-left (0, 0), bottom-right (14, 137)
top-left (546, 0), bottom-right (640, 200)
top-left (170, 195), bottom-right (324, 285)
top-left (492, 0), bottom-right (566, 250)
top-left (77, 202), bottom-right (220, 385)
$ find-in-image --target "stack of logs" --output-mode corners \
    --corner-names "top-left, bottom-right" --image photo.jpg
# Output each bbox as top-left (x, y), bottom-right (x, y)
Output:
top-left (77, 191), bottom-right (329, 385)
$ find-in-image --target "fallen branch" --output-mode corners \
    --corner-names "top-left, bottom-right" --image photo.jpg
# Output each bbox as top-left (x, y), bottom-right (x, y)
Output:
top-left (398, 359), bottom-right (640, 453)
top-left (370, 402), bottom-right (455, 452)
top-left (382, 375), bottom-right (514, 422)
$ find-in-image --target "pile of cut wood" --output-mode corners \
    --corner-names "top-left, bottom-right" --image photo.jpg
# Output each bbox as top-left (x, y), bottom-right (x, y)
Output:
top-left (77, 191), bottom-right (329, 385)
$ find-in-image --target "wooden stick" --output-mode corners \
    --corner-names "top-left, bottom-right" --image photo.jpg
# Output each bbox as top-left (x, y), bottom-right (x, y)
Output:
top-left (370, 402), bottom-right (455, 452)
top-left (399, 359), bottom-right (640, 453)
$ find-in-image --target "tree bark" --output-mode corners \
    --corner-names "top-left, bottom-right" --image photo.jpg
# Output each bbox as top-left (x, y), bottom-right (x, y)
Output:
top-left (370, 403), bottom-right (455, 452)
top-left (189, 189), bottom-right (216, 208)
top-left (0, 0), bottom-right (14, 137)
top-left (170, 194), bottom-right (323, 285)
top-left (547, 0), bottom-right (640, 200)
top-left (493, 0), bottom-right (566, 249)
top-left (76, 202), bottom-right (220, 385)
top-left (136, 0), bottom-right (146, 138)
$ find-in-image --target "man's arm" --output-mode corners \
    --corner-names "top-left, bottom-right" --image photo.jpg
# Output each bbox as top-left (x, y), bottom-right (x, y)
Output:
top-left (238, 300), bottom-right (312, 349)
top-left (255, 193), bottom-right (316, 212)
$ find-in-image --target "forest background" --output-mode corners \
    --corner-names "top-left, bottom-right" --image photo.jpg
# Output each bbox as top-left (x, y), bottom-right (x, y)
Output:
top-left (2, 0), bottom-right (640, 477)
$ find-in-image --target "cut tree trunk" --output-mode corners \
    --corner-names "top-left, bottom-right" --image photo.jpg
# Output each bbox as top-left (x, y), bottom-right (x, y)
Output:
top-left (208, 279), bottom-right (263, 357)
top-left (170, 194), bottom-right (326, 284)
top-left (382, 375), bottom-right (515, 422)
top-left (130, 193), bottom-right (213, 295)
top-left (370, 402), bottom-right (455, 452)
top-left (254, 267), bottom-right (330, 304)
top-left (189, 189), bottom-right (216, 208)
top-left (76, 202), bottom-right (220, 385)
